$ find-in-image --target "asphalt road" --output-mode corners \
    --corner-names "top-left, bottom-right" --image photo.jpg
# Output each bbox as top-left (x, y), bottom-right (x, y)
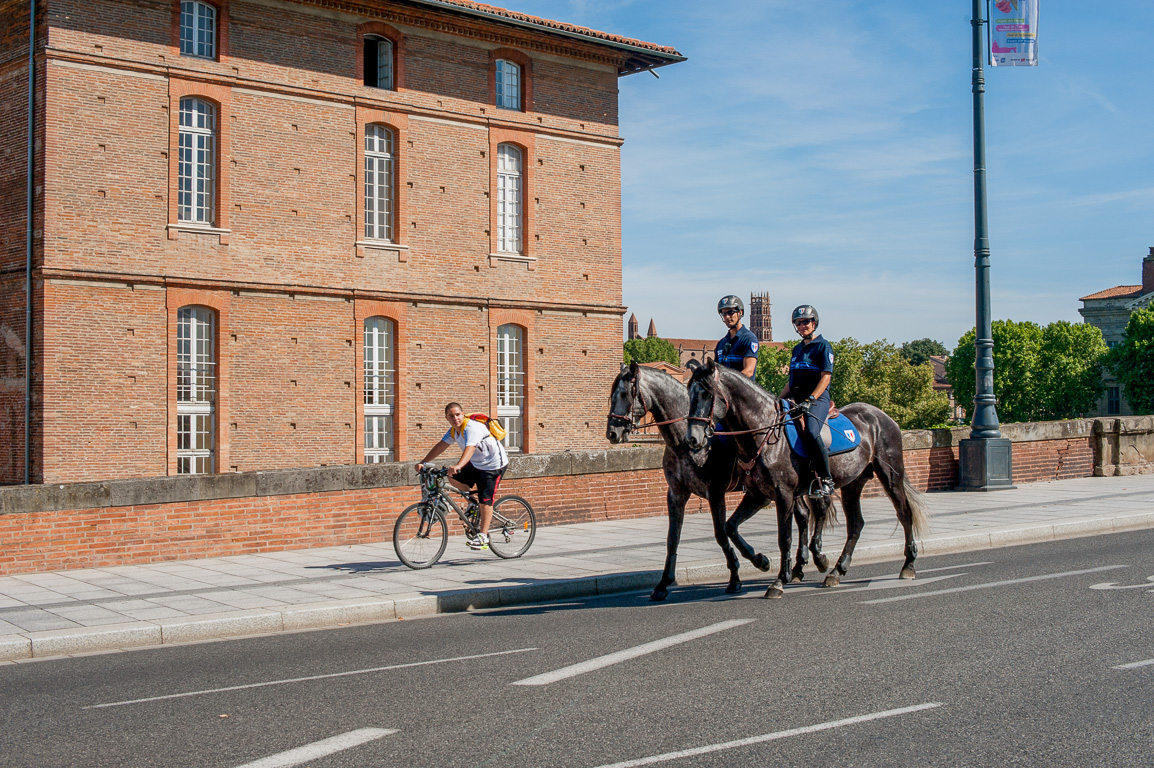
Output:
top-left (2, 529), bottom-right (1152, 767)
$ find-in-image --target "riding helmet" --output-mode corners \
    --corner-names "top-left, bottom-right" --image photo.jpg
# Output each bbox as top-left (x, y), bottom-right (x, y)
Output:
top-left (792, 304), bottom-right (819, 329)
top-left (717, 295), bottom-right (744, 315)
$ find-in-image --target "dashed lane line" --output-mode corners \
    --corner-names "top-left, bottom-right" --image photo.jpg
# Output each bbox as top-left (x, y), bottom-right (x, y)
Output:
top-left (588, 703), bottom-right (945, 768)
top-left (511, 619), bottom-right (754, 686)
top-left (232, 728), bottom-right (396, 768)
top-left (1114, 658), bottom-right (1154, 670)
top-left (859, 565), bottom-right (1128, 605)
top-left (84, 647), bottom-right (538, 709)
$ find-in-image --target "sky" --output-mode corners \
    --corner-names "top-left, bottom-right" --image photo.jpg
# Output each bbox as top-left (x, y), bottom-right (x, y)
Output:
top-left (505, 0), bottom-right (1154, 348)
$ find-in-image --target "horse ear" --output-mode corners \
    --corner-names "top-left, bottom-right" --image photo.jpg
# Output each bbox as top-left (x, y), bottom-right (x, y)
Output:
top-left (685, 359), bottom-right (701, 372)
top-left (620, 363), bottom-right (628, 375)
top-left (629, 360), bottom-right (641, 377)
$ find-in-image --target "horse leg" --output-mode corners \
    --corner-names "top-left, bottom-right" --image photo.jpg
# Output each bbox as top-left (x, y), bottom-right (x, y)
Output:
top-left (875, 462), bottom-right (921, 579)
top-left (707, 486), bottom-right (743, 594)
top-left (651, 486), bottom-right (689, 601)
top-left (791, 502), bottom-right (809, 583)
top-left (809, 498), bottom-right (830, 573)
top-left (724, 493), bottom-right (772, 572)
top-left (764, 491), bottom-right (795, 599)
top-left (823, 481), bottom-right (865, 588)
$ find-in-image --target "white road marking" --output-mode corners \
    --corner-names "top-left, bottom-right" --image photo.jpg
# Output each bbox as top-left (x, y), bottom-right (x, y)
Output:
top-left (860, 565), bottom-right (1128, 605)
top-left (1090, 575), bottom-right (1154, 590)
top-left (233, 728), bottom-right (395, 768)
top-left (510, 619), bottom-right (753, 686)
top-left (588, 702), bottom-right (944, 768)
top-left (84, 647), bottom-right (537, 709)
top-left (1114, 658), bottom-right (1154, 670)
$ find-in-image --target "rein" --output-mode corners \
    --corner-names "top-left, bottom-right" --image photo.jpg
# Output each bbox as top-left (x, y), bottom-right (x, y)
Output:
top-left (607, 376), bottom-right (687, 433)
top-left (690, 367), bottom-right (789, 474)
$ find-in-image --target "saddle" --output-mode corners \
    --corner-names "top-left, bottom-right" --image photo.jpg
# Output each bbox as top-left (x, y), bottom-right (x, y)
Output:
top-left (781, 401), bottom-right (862, 459)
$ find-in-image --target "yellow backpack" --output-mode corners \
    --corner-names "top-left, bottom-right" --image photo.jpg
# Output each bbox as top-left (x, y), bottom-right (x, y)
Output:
top-left (462, 413), bottom-right (507, 441)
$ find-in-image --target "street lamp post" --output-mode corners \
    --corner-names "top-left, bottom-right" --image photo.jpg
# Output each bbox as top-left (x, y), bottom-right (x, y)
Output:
top-left (959, 0), bottom-right (1014, 491)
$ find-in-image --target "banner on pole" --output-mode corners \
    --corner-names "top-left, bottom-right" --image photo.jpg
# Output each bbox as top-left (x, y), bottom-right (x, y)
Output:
top-left (990, 0), bottom-right (1039, 67)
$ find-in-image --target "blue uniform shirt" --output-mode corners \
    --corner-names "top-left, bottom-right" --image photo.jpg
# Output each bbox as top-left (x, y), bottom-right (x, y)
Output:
top-left (789, 334), bottom-right (834, 400)
top-left (715, 326), bottom-right (759, 378)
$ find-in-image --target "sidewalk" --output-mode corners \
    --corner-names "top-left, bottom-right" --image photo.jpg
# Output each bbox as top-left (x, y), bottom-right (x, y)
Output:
top-left (3, 474), bottom-right (1153, 662)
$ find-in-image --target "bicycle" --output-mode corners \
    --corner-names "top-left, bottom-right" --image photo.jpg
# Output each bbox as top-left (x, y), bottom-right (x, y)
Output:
top-left (392, 465), bottom-right (537, 569)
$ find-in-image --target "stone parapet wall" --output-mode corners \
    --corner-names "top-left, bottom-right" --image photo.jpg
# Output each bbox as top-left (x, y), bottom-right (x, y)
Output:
top-left (1, 416), bottom-right (1151, 576)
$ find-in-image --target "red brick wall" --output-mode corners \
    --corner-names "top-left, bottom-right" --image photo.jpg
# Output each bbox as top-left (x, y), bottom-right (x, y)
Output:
top-left (9, 0), bottom-right (637, 482)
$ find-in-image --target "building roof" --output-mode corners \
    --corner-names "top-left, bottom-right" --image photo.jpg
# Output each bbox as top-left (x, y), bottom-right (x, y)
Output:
top-left (1080, 285), bottom-right (1143, 301)
top-left (407, 0), bottom-right (685, 74)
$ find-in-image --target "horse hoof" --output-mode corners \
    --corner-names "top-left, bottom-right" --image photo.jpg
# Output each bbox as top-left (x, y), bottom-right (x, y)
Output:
top-left (725, 581), bottom-right (743, 595)
top-left (899, 566), bottom-right (916, 580)
top-left (790, 567), bottom-right (805, 583)
top-left (822, 573), bottom-right (841, 588)
top-left (649, 589), bottom-right (668, 602)
top-left (764, 586), bottom-right (784, 599)
top-left (814, 554), bottom-right (830, 573)
top-left (753, 554), bottom-right (771, 572)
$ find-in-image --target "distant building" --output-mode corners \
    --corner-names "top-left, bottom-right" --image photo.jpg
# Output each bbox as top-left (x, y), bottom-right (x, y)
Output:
top-left (928, 355), bottom-right (965, 422)
top-left (748, 291), bottom-right (772, 342)
top-left (1078, 247), bottom-right (1154, 416)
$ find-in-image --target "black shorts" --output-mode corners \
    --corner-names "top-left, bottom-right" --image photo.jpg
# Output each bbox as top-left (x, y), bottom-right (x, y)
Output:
top-left (454, 464), bottom-right (506, 505)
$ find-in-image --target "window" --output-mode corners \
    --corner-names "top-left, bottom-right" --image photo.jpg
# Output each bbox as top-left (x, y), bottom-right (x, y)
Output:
top-left (1107, 386), bottom-right (1121, 416)
top-left (496, 143), bottom-right (522, 254)
top-left (178, 97), bottom-right (216, 225)
top-left (496, 324), bottom-right (524, 452)
top-left (495, 59), bottom-right (521, 110)
top-left (180, 0), bottom-right (216, 59)
top-left (364, 36), bottom-right (393, 89)
top-left (364, 124), bottom-right (395, 241)
top-left (177, 306), bottom-right (216, 474)
top-left (364, 317), bottom-right (396, 463)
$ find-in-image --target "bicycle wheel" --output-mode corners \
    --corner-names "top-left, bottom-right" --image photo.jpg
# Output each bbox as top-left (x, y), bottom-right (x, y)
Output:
top-left (393, 502), bottom-right (448, 569)
top-left (487, 495), bottom-right (536, 559)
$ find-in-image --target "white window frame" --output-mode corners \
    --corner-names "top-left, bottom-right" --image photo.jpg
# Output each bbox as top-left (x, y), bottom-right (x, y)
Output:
top-left (496, 143), bottom-right (522, 254)
top-left (496, 323), bottom-right (524, 452)
top-left (364, 316), bottom-right (396, 463)
top-left (364, 36), bottom-right (393, 89)
top-left (364, 124), bottom-right (395, 242)
top-left (180, 0), bottom-right (217, 59)
top-left (178, 97), bottom-right (216, 225)
top-left (495, 59), bottom-right (521, 110)
top-left (177, 306), bottom-right (216, 474)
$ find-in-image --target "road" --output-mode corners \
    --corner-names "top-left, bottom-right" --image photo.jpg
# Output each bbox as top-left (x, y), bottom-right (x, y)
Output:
top-left (2, 529), bottom-right (1152, 767)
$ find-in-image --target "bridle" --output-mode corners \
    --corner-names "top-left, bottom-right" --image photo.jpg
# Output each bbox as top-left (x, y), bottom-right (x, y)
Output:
top-left (687, 366), bottom-right (788, 473)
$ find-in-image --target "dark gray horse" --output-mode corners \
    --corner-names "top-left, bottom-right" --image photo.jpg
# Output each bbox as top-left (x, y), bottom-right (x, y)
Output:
top-left (684, 358), bottom-right (928, 599)
top-left (606, 362), bottom-right (813, 600)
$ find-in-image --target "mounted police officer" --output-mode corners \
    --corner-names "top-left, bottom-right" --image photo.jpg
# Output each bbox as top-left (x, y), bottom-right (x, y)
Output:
top-left (714, 295), bottom-right (759, 379)
top-left (780, 305), bottom-right (835, 499)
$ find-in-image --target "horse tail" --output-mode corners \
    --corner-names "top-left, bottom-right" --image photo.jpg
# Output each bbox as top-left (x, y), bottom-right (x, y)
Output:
top-left (801, 494), bottom-right (839, 529)
top-left (902, 477), bottom-right (929, 538)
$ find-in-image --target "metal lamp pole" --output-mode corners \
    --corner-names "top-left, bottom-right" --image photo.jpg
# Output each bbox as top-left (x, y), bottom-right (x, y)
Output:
top-left (959, 0), bottom-right (1013, 491)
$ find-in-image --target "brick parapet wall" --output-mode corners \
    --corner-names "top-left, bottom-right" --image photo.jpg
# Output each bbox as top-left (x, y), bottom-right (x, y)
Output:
top-left (1, 416), bottom-right (1150, 576)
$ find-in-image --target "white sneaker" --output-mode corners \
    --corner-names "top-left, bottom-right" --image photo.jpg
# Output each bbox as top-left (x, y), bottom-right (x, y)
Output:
top-left (467, 533), bottom-right (490, 551)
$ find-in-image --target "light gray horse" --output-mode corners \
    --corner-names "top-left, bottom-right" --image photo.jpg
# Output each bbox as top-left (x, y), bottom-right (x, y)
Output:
top-left (607, 361), bottom-right (814, 600)
top-left (685, 358), bottom-right (928, 599)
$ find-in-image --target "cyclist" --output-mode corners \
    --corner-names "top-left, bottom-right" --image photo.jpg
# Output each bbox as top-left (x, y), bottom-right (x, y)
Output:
top-left (417, 402), bottom-right (509, 550)
top-left (780, 304), bottom-right (835, 499)
top-left (714, 295), bottom-right (759, 379)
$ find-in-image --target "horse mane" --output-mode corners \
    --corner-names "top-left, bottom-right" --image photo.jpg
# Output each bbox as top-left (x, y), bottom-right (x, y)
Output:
top-left (691, 359), bottom-right (779, 414)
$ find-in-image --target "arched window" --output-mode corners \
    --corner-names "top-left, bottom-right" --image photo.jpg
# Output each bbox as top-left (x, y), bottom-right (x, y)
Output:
top-left (364, 316), bottom-right (396, 462)
top-left (178, 97), bottom-right (216, 225)
top-left (177, 306), bottom-right (216, 474)
top-left (364, 124), bottom-right (395, 241)
top-left (180, 0), bottom-right (217, 59)
top-left (364, 36), bottom-right (394, 89)
top-left (496, 143), bottom-right (522, 254)
top-left (496, 323), bottom-right (524, 452)
top-left (495, 59), bottom-right (521, 110)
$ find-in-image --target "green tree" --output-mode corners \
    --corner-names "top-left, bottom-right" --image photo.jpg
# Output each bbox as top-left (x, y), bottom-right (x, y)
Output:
top-left (947, 319), bottom-right (1107, 424)
top-left (1107, 306), bottom-right (1154, 414)
top-left (623, 336), bottom-right (680, 366)
top-left (831, 338), bottom-right (949, 429)
top-left (900, 338), bottom-right (948, 367)
top-left (754, 343), bottom-right (792, 394)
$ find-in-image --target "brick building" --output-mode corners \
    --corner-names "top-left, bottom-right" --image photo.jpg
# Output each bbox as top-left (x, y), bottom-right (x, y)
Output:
top-left (0, 0), bottom-right (683, 483)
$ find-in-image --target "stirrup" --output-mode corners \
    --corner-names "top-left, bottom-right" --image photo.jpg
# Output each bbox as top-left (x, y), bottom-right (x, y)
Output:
top-left (807, 477), bottom-right (830, 500)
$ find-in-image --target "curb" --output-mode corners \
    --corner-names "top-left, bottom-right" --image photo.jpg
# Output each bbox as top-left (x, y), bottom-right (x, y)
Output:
top-left (3, 511), bottom-right (1152, 663)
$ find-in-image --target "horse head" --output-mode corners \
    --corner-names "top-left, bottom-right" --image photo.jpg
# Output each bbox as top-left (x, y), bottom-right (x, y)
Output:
top-left (606, 361), bottom-right (645, 444)
top-left (685, 358), bottom-right (727, 451)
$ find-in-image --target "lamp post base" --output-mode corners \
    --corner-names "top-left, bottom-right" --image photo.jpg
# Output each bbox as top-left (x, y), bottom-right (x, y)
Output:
top-left (957, 437), bottom-right (1015, 491)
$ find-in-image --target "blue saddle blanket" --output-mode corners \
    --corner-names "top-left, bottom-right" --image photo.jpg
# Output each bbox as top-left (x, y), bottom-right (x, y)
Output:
top-left (784, 412), bottom-right (862, 459)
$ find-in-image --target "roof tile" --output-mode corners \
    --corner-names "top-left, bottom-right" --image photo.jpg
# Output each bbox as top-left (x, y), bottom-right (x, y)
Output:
top-left (1079, 285), bottom-right (1143, 301)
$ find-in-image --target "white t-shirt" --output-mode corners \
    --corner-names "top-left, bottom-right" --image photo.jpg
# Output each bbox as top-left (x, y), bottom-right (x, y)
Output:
top-left (442, 418), bottom-right (509, 471)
